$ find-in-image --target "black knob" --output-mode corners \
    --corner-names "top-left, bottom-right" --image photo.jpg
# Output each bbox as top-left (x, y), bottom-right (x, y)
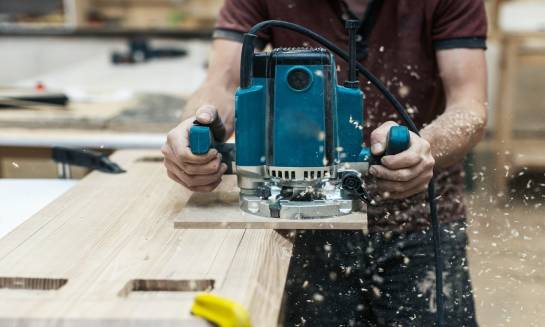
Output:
top-left (341, 172), bottom-right (362, 191)
top-left (256, 185), bottom-right (272, 199)
top-left (287, 68), bottom-right (312, 91)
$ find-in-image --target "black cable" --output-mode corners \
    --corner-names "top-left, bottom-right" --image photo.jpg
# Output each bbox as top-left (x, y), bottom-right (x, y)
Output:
top-left (243, 20), bottom-right (444, 326)
top-left (428, 178), bottom-right (443, 326)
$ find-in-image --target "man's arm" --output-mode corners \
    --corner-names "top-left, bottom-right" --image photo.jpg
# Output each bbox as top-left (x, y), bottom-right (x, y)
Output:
top-left (180, 40), bottom-right (242, 129)
top-left (369, 49), bottom-right (487, 199)
top-left (161, 39), bottom-right (242, 192)
top-left (421, 49), bottom-right (488, 168)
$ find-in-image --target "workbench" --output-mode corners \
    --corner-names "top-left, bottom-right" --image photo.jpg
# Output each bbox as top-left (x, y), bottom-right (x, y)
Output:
top-left (0, 150), bottom-right (295, 326)
top-left (0, 37), bottom-right (370, 325)
top-left (0, 39), bottom-right (205, 177)
top-left (0, 128), bottom-right (164, 178)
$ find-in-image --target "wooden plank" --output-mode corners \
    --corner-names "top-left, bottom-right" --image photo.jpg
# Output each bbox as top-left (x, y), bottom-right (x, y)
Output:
top-left (0, 128), bottom-right (164, 149)
top-left (174, 175), bottom-right (367, 230)
top-left (0, 94), bottom-right (183, 133)
top-left (0, 100), bottom-right (133, 130)
top-left (495, 36), bottom-right (520, 194)
top-left (502, 32), bottom-right (545, 40)
top-left (511, 139), bottom-right (545, 170)
top-left (0, 150), bottom-right (292, 326)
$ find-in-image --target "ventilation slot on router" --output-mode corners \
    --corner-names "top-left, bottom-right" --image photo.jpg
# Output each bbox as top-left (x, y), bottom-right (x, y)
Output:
top-left (0, 277), bottom-right (68, 290)
top-left (119, 279), bottom-right (214, 297)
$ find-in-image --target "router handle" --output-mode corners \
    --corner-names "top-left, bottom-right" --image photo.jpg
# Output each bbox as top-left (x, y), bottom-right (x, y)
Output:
top-left (369, 125), bottom-right (410, 165)
top-left (189, 124), bottom-right (212, 155)
top-left (189, 124), bottom-right (235, 175)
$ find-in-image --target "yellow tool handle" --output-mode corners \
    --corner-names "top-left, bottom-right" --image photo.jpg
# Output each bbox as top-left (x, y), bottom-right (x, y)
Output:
top-left (191, 293), bottom-right (251, 327)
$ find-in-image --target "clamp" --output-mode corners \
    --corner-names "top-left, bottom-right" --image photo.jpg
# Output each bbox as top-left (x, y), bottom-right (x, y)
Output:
top-left (191, 293), bottom-right (251, 327)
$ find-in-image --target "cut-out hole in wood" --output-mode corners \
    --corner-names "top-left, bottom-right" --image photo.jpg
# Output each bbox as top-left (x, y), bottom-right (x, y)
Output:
top-left (0, 277), bottom-right (67, 290)
top-left (119, 279), bottom-right (214, 297)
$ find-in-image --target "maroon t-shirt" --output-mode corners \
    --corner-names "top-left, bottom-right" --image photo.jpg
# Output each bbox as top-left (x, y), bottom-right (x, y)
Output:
top-left (214, 0), bottom-right (487, 233)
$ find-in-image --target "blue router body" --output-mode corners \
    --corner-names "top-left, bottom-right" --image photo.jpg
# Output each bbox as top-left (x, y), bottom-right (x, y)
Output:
top-left (188, 33), bottom-right (410, 219)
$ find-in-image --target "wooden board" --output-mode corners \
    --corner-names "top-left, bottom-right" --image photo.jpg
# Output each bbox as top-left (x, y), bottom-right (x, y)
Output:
top-left (0, 93), bottom-right (183, 132)
top-left (0, 127), bottom-right (164, 149)
top-left (0, 100), bottom-right (133, 129)
top-left (511, 139), bottom-right (545, 169)
top-left (0, 150), bottom-right (292, 326)
top-left (175, 175), bottom-right (367, 230)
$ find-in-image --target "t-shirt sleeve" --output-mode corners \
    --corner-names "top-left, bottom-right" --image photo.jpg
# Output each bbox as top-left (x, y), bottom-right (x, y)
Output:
top-left (432, 0), bottom-right (488, 50)
top-left (213, 0), bottom-right (270, 48)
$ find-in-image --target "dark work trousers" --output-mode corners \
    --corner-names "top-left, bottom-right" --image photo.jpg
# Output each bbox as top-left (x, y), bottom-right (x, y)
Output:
top-left (281, 221), bottom-right (478, 327)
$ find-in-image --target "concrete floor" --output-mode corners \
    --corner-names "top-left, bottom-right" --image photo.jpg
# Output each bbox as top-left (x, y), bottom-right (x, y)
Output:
top-left (469, 32), bottom-right (545, 326)
top-left (467, 149), bottom-right (545, 326)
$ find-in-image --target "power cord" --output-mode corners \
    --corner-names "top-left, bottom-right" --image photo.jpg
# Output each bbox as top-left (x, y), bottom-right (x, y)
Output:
top-left (241, 20), bottom-right (444, 327)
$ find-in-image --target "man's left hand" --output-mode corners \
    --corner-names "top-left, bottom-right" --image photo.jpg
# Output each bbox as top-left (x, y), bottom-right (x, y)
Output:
top-left (369, 121), bottom-right (435, 199)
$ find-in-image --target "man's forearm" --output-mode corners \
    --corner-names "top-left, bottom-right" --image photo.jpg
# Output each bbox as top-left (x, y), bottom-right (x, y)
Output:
top-left (180, 40), bottom-right (242, 137)
top-left (420, 101), bottom-right (487, 169)
top-left (162, 39), bottom-right (240, 191)
top-left (181, 83), bottom-right (236, 134)
top-left (424, 49), bottom-right (487, 169)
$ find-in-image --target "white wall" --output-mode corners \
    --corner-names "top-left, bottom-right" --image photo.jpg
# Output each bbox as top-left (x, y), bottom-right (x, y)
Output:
top-left (0, 37), bottom-right (127, 84)
top-left (0, 37), bottom-right (210, 97)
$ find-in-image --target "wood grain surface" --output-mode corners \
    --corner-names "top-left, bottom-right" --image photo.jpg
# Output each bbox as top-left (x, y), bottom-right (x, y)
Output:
top-left (0, 150), bottom-right (292, 327)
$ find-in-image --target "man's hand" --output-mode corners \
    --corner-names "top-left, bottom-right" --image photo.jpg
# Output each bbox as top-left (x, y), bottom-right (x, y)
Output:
top-left (161, 105), bottom-right (228, 192)
top-left (369, 121), bottom-right (435, 199)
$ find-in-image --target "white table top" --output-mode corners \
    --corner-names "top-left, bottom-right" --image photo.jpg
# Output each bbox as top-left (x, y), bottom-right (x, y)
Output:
top-left (0, 179), bottom-right (77, 239)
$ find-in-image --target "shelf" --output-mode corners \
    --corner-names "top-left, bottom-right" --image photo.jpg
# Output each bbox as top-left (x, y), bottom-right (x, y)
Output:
top-left (510, 139), bottom-right (545, 170)
top-left (0, 24), bottom-right (213, 39)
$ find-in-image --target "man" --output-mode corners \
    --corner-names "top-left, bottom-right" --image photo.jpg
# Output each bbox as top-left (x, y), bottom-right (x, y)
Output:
top-left (162, 0), bottom-right (487, 325)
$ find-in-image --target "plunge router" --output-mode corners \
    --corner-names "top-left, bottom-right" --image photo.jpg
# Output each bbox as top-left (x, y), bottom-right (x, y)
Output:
top-left (188, 20), bottom-right (445, 326)
top-left (189, 21), bottom-right (409, 220)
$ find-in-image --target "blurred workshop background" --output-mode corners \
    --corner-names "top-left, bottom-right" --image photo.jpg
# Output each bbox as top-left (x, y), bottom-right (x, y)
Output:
top-left (0, 1), bottom-right (544, 326)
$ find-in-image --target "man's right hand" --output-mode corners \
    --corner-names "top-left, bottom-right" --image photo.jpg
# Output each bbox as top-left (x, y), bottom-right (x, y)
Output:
top-left (162, 105), bottom-right (228, 192)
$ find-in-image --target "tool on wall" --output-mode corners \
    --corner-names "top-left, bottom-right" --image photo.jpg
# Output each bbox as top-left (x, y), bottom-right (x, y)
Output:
top-left (52, 147), bottom-right (125, 178)
top-left (111, 38), bottom-right (188, 64)
top-left (0, 86), bottom-right (68, 110)
top-left (189, 20), bottom-right (444, 326)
